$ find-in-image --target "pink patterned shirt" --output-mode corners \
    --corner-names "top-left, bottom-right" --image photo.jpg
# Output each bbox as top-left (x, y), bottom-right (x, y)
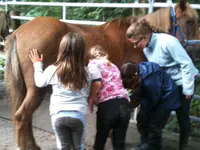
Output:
top-left (88, 59), bottom-right (129, 104)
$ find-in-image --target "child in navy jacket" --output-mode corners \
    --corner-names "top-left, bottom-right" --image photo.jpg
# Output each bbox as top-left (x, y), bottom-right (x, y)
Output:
top-left (121, 61), bottom-right (180, 150)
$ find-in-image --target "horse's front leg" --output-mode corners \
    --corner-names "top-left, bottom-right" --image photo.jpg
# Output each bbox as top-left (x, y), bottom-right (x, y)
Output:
top-left (14, 88), bottom-right (45, 150)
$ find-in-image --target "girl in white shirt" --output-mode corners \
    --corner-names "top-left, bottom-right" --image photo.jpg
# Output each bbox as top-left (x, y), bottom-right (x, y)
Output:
top-left (29, 32), bottom-right (90, 150)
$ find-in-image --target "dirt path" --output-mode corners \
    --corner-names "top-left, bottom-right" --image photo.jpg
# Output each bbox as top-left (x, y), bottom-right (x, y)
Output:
top-left (0, 117), bottom-right (57, 150)
top-left (0, 92), bottom-right (200, 150)
top-left (1, 111), bottom-right (200, 150)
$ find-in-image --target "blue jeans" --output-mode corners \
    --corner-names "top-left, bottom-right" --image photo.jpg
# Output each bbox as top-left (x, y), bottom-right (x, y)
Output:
top-left (51, 111), bottom-right (86, 150)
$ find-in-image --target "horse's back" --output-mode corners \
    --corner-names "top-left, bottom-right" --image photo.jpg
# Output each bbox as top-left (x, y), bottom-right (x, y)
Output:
top-left (15, 17), bottom-right (71, 65)
top-left (16, 16), bottom-right (68, 44)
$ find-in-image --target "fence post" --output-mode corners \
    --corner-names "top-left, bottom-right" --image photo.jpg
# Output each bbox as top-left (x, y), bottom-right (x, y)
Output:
top-left (148, 0), bottom-right (154, 14)
top-left (5, 2), bottom-right (7, 11)
top-left (167, 0), bottom-right (173, 4)
top-left (62, 5), bottom-right (66, 21)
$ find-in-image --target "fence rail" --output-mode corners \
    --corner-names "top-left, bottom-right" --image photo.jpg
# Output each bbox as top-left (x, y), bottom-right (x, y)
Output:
top-left (0, 1), bottom-right (200, 25)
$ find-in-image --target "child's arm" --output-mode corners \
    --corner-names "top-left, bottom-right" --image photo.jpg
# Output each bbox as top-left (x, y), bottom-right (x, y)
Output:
top-left (88, 80), bottom-right (102, 113)
top-left (87, 61), bottom-right (102, 113)
top-left (29, 49), bottom-right (55, 87)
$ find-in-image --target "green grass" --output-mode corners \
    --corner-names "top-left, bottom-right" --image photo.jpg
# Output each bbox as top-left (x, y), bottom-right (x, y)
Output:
top-left (191, 60), bottom-right (200, 117)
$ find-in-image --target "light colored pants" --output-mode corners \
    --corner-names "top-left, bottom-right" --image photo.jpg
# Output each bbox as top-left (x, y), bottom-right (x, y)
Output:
top-left (51, 111), bottom-right (86, 150)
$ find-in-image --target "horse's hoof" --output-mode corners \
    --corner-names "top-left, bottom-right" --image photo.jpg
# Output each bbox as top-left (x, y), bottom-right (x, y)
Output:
top-left (29, 144), bottom-right (41, 150)
top-left (34, 146), bottom-right (41, 150)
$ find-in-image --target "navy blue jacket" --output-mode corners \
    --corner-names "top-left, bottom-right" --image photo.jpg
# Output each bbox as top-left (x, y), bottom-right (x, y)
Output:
top-left (138, 62), bottom-right (180, 111)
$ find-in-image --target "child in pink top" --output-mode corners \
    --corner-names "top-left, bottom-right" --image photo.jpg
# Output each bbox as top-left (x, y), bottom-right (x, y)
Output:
top-left (87, 45), bottom-right (130, 150)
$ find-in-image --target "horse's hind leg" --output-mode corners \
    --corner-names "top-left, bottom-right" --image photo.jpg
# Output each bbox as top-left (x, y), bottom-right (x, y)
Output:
top-left (14, 88), bottom-right (45, 150)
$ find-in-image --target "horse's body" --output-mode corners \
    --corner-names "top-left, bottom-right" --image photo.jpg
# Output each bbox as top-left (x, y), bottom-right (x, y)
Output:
top-left (4, 1), bottom-right (200, 150)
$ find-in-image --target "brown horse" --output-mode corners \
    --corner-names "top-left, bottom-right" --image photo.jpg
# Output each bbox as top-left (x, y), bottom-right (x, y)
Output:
top-left (4, 1), bottom-right (200, 150)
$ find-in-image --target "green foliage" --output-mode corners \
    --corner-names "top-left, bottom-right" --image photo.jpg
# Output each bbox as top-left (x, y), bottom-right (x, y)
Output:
top-left (166, 61), bottom-right (200, 135)
top-left (8, 5), bottom-right (62, 18)
top-left (0, 57), bottom-right (5, 80)
top-left (166, 116), bottom-right (179, 132)
top-left (5, 0), bottom-right (134, 22)
top-left (0, 58), bottom-right (5, 67)
top-left (0, 6), bottom-right (5, 11)
top-left (2, 0), bottom-right (198, 24)
top-left (191, 60), bottom-right (200, 117)
top-left (25, 6), bottom-right (62, 19)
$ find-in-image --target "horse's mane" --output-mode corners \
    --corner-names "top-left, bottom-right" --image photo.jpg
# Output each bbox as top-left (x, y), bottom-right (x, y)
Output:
top-left (112, 16), bottom-right (139, 26)
top-left (102, 6), bottom-right (172, 33)
top-left (141, 7), bottom-right (171, 33)
top-left (104, 16), bottom-right (139, 30)
top-left (102, 5), bottom-right (172, 33)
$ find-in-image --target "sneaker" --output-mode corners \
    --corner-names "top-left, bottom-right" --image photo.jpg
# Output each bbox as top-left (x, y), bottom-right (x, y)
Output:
top-left (135, 143), bottom-right (143, 150)
top-left (136, 143), bottom-right (149, 150)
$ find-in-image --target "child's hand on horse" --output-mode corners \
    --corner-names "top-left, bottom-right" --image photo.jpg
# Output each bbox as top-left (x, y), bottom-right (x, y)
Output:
top-left (29, 48), bottom-right (43, 63)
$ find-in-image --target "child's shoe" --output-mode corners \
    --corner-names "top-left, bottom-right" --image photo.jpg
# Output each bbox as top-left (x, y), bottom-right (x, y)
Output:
top-left (135, 143), bottom-right (148, 150)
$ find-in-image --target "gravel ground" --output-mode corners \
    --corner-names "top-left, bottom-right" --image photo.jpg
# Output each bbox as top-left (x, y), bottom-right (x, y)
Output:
top-left (1, 114), bottom-right (200, 150)
top-left (0, 88), bottom-right (200, 150)
top-left (0, 117), bottom-right (57, 150)
top-left (0, 115), bottom-right (112, 150)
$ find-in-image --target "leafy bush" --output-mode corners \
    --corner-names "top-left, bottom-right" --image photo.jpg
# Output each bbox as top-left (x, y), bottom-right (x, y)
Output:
top-left (166, 61), bottom-right (200, 136)
top-left (0, 57), bottom-right (5, 81)
top-left (191, 60), bottom-right (200, 118)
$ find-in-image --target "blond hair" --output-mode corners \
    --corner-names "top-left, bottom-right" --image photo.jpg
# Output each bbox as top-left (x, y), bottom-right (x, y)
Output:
top-left (88, 45), bottom-right (111, 66)
top-left (126, 20), bottom-right (153, 40)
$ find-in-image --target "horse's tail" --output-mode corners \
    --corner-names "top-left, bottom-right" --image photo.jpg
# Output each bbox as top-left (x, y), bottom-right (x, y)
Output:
top-left (4, 34), bottom-right (26, 117)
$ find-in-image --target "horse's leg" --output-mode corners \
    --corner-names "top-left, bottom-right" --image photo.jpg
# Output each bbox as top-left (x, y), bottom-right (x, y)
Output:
top-left (14, 88), bottom-right (45, 150)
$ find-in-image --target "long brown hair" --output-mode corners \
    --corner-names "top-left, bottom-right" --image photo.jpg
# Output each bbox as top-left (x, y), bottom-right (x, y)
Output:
top-left (54, 32), bottom-right (88, 90)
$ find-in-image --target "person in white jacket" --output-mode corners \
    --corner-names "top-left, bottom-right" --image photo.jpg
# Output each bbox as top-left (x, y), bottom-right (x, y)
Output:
top-left (126, 20), bottom-right (199, 150)
top-left (29, 32), bottom-right (90, 150)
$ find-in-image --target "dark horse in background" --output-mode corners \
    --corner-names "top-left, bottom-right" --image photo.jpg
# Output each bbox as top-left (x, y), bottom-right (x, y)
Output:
top-left (0, 10), bottom-right (21, 50)
top-left (0, 10), bottom-right (10, 50)
top-left (4, 0), bottom-right (200, 149)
